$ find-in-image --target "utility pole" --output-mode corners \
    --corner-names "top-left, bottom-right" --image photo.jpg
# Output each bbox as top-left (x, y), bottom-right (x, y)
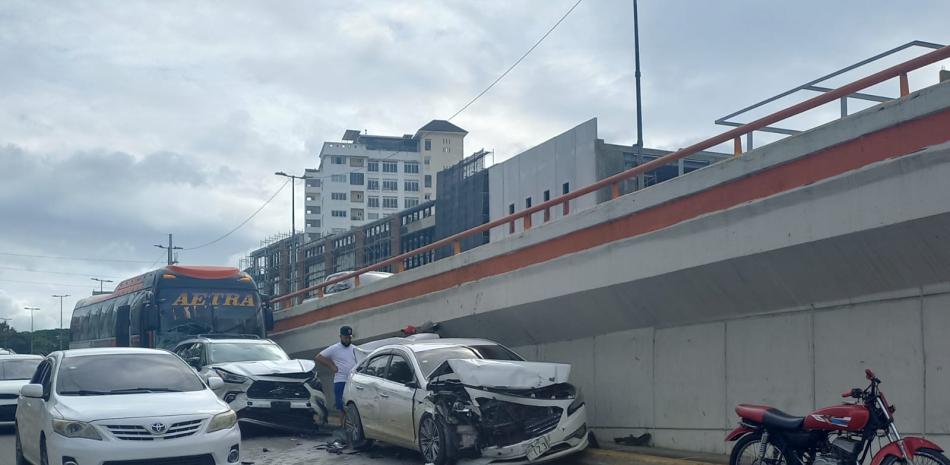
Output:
top-left (90, 277), bottom-right (114, 295)
top-left (52, 294), bottom-right (70, 350)
top-left (154, 233), bottom-right (183, 265)
top-left (274, 171), bottom-right (314, 292)
top-left (23, 307), bottom-right (39, 354)
top-left (633, 0), bottom-right (644, 150)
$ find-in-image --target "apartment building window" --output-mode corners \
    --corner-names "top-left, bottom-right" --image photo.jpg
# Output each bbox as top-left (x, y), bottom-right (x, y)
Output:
top-left (544, 190), bottom-right (551, 202)
top-left (383, 196), bottom-right (398, 209)
top-left (368, 213), bottom-right (379, 220)
top-left (382, 179), bottom-right (398, 191)
top-left (382, 161), bottom-right (398, 173)
top-left (332, 156), bottom-right (344, 164)
top-left (306, 179), bottom-right (321, 188)
top-left (351, 191), bottom-right (364, 203)
top-left (350, 172), bottom-right (364, 185)
top-left (368, 161), bottom-right (379, 172)
top-left (405, 197), bottom-right (420, 208)
top-left (367, 178), bottom-right (379, 190)
top-left (526, 197), bottom-right (532, 208)
top-left (509, 204), bottom-right (516, 233)
top-left (424, 175), bottom-right (432, 188)
top-left (306, 220), bottom-right (321, 228)
top-left (404, 162), bottom-right (420, 174)
top-left (306, 196), bottom-right (314, 201)
top-left (331, 210), bottom-right (347, 218)
top-left (331, 174), bottom-right (346, 183)
top-left (424, 139), bottom-right (431, 151)
top-left (367, 196), bottom-right (380, 208)
top-left (306, 207), bottom-right (321, 215)
top-left (331, 192), bottom-right (347, 200)
top-left (404, 180), bottom-right (419, 192)
top-left (424, 193), bottom-right (431, 200)
top-left (543, 190), bottom-right (551, 222)
top-left (563, 182), bottom-right (570, 194)
top-left (424, 156), bottom-right (431, 167)
top-left (351, 208), bottom-right (364, 221)
top-left (349, 157), bottom-right (365, 168)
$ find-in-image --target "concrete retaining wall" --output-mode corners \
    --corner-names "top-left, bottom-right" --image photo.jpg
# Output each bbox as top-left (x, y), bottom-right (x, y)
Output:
top-left (511, 287), bottom-right (950, 453)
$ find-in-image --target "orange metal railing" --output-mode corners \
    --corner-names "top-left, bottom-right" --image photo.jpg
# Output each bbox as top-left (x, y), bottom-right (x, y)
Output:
top-left (274, 44), bottom-right (950, 308)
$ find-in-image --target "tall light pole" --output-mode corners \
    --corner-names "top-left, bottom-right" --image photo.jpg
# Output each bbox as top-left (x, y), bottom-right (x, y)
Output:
top-left (274, 171), bottom-right (314, 293)
top-left (90, 277), bottom-right (114, 295)
top-left (52, 294), bottom-right (70, 350)
top-left (23, 307), bottom-right (40, 354)
top-left (154, 233), bottom-right (183, 265)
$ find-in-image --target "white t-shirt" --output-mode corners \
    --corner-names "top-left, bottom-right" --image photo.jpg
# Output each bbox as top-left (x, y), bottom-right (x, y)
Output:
top-left (319, 342), bottom-right (357, 383)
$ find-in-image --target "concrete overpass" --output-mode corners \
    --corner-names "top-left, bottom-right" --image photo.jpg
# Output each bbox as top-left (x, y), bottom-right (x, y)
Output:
top-left (271, 57), bottom-right (950, 452)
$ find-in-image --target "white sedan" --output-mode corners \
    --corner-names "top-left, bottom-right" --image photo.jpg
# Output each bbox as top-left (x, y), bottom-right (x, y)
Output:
top-left (0, 354), bottom-right (43, 424)
top-left (16, 348), bottom-right (242, 465)
top-left (343, 336), bottom-right (588, 465)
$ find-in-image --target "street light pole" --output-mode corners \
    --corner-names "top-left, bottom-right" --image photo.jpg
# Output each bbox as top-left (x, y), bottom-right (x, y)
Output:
top-left (52, 294), bottom-right (70, 350)
top-left (274, 171), bottom-right (314, 293)
top-left (23, 307), bottom-right (40, 354)
top-left (90, 277), bottom-right (114, 294)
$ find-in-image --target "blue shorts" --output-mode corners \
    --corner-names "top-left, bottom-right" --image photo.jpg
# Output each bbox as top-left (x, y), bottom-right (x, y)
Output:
top-left (334, 382), bottom-right (346, 411)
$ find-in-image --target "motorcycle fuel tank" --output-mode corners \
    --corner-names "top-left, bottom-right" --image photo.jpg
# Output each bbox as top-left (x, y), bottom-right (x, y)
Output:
top-left (804, 404), bottom-right (870, 431)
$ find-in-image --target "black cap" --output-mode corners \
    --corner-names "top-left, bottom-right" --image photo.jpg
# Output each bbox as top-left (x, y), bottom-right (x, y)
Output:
top-left (340, 326), bottom-right (353, 336)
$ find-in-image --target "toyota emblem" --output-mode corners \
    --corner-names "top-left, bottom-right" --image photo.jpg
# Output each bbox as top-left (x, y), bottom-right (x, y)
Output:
top-left (149, 423), bottom-right (167, 434)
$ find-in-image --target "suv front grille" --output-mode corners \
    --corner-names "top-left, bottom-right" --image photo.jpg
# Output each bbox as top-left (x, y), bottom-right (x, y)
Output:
top-left (247, 381), bottom-right (309, 400)
top-left (106, 419), bottom-right (204, 441)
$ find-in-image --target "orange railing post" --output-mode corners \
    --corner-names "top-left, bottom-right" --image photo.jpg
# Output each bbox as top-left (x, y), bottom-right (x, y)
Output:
top-left (524, 214), bottom-right (532, 231)
top-left (453, 241), bottom-right (461, 255)
top-left (611, 183), bottom-right (621, 199)
top-left (733, 136), bottom-right (743, 156)
top-left (900, 72), bottom-right (910, 96)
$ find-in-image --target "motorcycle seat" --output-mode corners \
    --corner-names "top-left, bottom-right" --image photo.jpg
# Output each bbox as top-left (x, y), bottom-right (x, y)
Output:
top-left (736, 404), bottom-right (805, 430)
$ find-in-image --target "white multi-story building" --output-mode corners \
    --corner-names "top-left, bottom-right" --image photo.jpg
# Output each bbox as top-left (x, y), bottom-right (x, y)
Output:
top-left (305, 120), bottom-right (467, 240)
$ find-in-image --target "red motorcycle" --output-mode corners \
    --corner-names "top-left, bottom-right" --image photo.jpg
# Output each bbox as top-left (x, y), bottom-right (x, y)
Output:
top-left (727, 369), bottom-right (948, 465)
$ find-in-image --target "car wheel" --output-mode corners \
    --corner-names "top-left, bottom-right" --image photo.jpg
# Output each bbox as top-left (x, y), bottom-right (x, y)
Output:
top-left (14, 428), bottom-right (27, 465)
top-left (40, 436), bottom-right (49, 465)
top-left (343, 403), bottom-right (373, 451)
top-left (418, 414), bottom-right (457, 465)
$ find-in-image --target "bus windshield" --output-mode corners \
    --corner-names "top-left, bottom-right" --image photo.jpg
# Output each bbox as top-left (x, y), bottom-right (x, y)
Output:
top-left (156, 288), bottom-right (263, 348)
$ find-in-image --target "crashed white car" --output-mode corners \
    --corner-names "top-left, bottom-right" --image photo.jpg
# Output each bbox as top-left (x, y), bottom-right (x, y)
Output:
top-left (343, 336), bottom-right (588, 465)
top-left (0, 354), bottom-right (43, 424)
top-left (172, 337), bottom-right (328, 431)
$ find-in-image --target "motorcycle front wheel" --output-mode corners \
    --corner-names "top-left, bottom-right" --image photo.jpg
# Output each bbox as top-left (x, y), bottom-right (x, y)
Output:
top-left (730, 433), bottom-right (791, 465)
top-left (881, 448), bottom-right (950, 465)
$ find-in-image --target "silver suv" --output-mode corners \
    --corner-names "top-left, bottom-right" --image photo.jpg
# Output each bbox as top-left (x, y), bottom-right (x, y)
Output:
top-left (173, 336), bottom-right (328, 431)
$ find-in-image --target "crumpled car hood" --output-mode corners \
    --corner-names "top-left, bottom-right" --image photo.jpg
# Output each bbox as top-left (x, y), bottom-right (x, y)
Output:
top-left (438, 359), bottom-right (571, 389)
top-left (212, 359), bottom-right (315, 378)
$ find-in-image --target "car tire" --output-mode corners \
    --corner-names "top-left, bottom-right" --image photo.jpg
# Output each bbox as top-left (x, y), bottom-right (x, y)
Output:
top-left (418, 414), bottom-right (457, 465)
top-left (14, 427), bottom-right (27, 465)
top-left (344, 403), bottom-right (373, 451)
top-left (40, 435), bottom-right (49, 465)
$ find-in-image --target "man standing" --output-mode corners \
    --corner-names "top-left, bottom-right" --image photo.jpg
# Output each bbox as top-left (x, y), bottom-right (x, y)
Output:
top-left (315, 325), bottom-right (356, 426)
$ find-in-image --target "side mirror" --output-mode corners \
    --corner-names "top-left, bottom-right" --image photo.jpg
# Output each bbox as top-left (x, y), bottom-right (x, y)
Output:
top-left (186, 357), bottom-right (202, 369)
top-left (20, 384), bottom-right (44, 399)
top-left (207, 376), bottom-right (224, 390)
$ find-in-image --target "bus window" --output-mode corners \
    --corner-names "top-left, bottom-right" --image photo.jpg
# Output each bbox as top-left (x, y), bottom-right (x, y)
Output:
top-left (130, 292), bottom-right (144, 336)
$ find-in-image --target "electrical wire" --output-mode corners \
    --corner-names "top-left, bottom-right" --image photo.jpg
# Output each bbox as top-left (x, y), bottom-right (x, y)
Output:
top-left (182, 178), bottom-right (290, 251)
top-left (447, 0), bottom-right (584, 121)
top-left (0, 252), bottom-right (153, 264)
top-left (0, 266), bottom-right (120, 279)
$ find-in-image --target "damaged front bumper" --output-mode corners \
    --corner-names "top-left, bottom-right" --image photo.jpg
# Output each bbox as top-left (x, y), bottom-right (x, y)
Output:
top-left (216, 379), bottom-right (328, 432)
top-left (479, 401), bottom-right (588, 464)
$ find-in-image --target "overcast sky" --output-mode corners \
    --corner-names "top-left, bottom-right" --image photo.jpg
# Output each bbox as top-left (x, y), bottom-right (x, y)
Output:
top-left (1, 0), bottom-right (948, 333)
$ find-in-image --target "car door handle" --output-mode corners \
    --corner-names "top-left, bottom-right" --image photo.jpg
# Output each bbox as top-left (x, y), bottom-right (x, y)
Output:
top-left (379, 393), bottom-right (389, 398)
top-left (354, 385), bottom-right (364, 391)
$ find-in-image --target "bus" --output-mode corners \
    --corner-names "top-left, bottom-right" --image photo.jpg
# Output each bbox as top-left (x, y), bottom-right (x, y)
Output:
top-left (70, 265), bottom-right (274, 350)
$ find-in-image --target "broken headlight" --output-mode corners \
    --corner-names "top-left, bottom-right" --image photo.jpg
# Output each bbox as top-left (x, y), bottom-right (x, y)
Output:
top-left (567, 389), bottom-right (585, 416)
top-left (306, 375), bottom-right (322, 391)
top-left (213, 368), bottom-right (248, 384)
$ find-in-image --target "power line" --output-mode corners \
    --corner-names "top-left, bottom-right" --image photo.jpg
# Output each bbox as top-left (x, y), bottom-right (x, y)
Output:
top-left (0, 266), bottom-right (120, 279)
top-left (0, 252), bottom-right (153, 264)
top-left (182, 179), bottom-right (290, 251)
top-left (447, 0), bottom-right (584, 121)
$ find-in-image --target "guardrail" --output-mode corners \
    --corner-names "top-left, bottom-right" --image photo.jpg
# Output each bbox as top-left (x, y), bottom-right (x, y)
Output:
top-left (273, 44), bottom-right (950, 308)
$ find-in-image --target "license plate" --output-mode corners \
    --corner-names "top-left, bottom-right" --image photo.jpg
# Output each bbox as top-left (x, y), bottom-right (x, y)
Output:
top-left (271, 401), bottom-right (291, 411)
top-left (526, 435), bottom-right (550, 461)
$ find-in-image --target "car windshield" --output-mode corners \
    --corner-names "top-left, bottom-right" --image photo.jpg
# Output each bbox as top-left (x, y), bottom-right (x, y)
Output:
top-left (57, 354), bottom-right (205, 395)
top-left (209, 342), bottom-right (289, 363)
top-left (416, 344), bottom-right (523, 377)
top-left (0, 359), bottom-right (41, 380)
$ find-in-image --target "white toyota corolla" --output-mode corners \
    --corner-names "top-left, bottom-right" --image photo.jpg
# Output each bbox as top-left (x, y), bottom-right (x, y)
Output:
top-left (343, 336), bottom-right (588, 465)
top-left (15, 348), bottom-right (241, 465)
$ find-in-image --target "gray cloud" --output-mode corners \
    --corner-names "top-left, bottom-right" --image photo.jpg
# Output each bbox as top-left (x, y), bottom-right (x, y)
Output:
top-left (1, 0), bottom-right (948, 331)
